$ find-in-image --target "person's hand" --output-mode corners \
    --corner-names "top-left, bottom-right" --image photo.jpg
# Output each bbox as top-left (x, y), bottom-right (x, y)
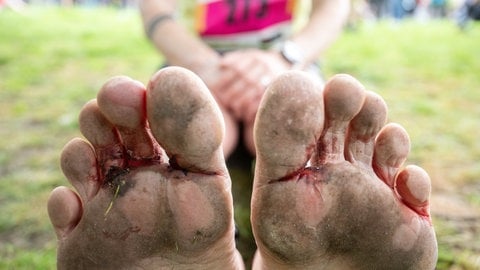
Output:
top-left (211, 49), bottom-right (290, 122)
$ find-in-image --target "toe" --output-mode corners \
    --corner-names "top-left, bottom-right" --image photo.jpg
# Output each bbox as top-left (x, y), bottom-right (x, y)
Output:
top-left (47, 186), bottom-right (82, 240)
top-left (97, 76), bottom-right (146, 130)
top-left (254, 71), bottom-right (324, 183)
top-left (79, 99), bottom-right (125, 178)
top-left (97, 76), bottom-right (161, 164)
top-left (313, 74), bottom-right (366, 165)
top-left (396, 165), bottom-right (432, 219)
top-left (373, 123), bottom-right (410, 187)
top-left (146, 67), bottom-right (226, 174)
top-left (79, 99), bottom-right (120, 147)
top-left (345, 91), bottom-right (387, 168)
top-left (61, 138), bottom-right (100, 201)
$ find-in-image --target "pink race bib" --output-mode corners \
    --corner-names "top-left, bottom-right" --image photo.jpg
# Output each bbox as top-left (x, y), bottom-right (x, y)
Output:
top-left (196, 0), bottom-right (296, 37)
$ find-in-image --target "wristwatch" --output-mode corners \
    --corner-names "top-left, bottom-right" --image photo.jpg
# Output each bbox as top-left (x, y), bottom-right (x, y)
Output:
top-left (279, 40), bottom-right (304, 67)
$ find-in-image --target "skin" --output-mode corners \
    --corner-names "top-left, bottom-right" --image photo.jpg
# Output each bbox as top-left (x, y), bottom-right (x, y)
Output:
top-left (138, 0), bottom-right (351, 156)
top-left (48, 67), bottom-right (437, 269)
top-left (251, 72), bottom-right (437, 269)
top-left (48, 68), bottom-right (241, 269)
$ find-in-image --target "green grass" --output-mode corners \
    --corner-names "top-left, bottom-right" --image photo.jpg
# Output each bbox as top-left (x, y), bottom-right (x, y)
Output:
top-left (328, 21), bottom-right (480, 189)
top-left (1, 7), bottom-right (479, 269)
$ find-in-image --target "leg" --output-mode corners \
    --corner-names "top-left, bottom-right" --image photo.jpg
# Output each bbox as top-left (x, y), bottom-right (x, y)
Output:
top-left (251, 71), bottom-right (437, 269)
top-left (219, 103), bottom-right (240, 158)
top-left (48, 67), bottom-right (244, 270)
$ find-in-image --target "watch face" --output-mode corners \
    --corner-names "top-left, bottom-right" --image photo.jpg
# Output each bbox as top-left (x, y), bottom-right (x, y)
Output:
top-left (282, 41), bottom-right (303, 65)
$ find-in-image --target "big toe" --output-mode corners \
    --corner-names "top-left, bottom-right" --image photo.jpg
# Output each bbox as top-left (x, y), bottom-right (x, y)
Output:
top-left (146, 67), bottom-right (226, 174)
top-left (254, 71), bottom-right (324, 183)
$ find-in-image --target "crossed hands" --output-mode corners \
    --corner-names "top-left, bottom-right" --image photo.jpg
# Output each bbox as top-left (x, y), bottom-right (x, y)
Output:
top-left (204, 49), bottom-right (290, 125)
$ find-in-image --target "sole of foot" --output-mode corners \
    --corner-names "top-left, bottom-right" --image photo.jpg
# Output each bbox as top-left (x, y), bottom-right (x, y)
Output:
top-left (48, 67), bottom-right (243, 270)
top-left (251, 71), bottom-right (437, 270)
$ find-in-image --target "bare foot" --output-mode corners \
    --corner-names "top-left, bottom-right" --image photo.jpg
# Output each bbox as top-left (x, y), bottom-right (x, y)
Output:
top-left (47, 67), bottom-right (243, 270)
top-left (251, 72), bottom-right (438, 270)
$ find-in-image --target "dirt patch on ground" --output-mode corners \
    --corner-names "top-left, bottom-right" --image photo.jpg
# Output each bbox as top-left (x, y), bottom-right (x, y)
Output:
top-left (431, 190), bottom-right (480, 268)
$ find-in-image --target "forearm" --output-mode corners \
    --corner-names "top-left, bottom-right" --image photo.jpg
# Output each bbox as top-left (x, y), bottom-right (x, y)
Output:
top-left (139, 0), bottom-right (220, 80)
top-left (291, 0), bottom-right (350, 65)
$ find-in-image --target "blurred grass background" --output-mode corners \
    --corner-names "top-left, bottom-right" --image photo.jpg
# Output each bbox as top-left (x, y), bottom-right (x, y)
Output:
top-left (0, 6), bottom-right (479, 269)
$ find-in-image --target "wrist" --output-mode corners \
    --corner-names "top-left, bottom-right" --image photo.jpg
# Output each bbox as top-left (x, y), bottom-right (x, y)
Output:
top-left (277, 40), bottom-right (305, 69)
top-left (146, 13), bottom-right (174, 40)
